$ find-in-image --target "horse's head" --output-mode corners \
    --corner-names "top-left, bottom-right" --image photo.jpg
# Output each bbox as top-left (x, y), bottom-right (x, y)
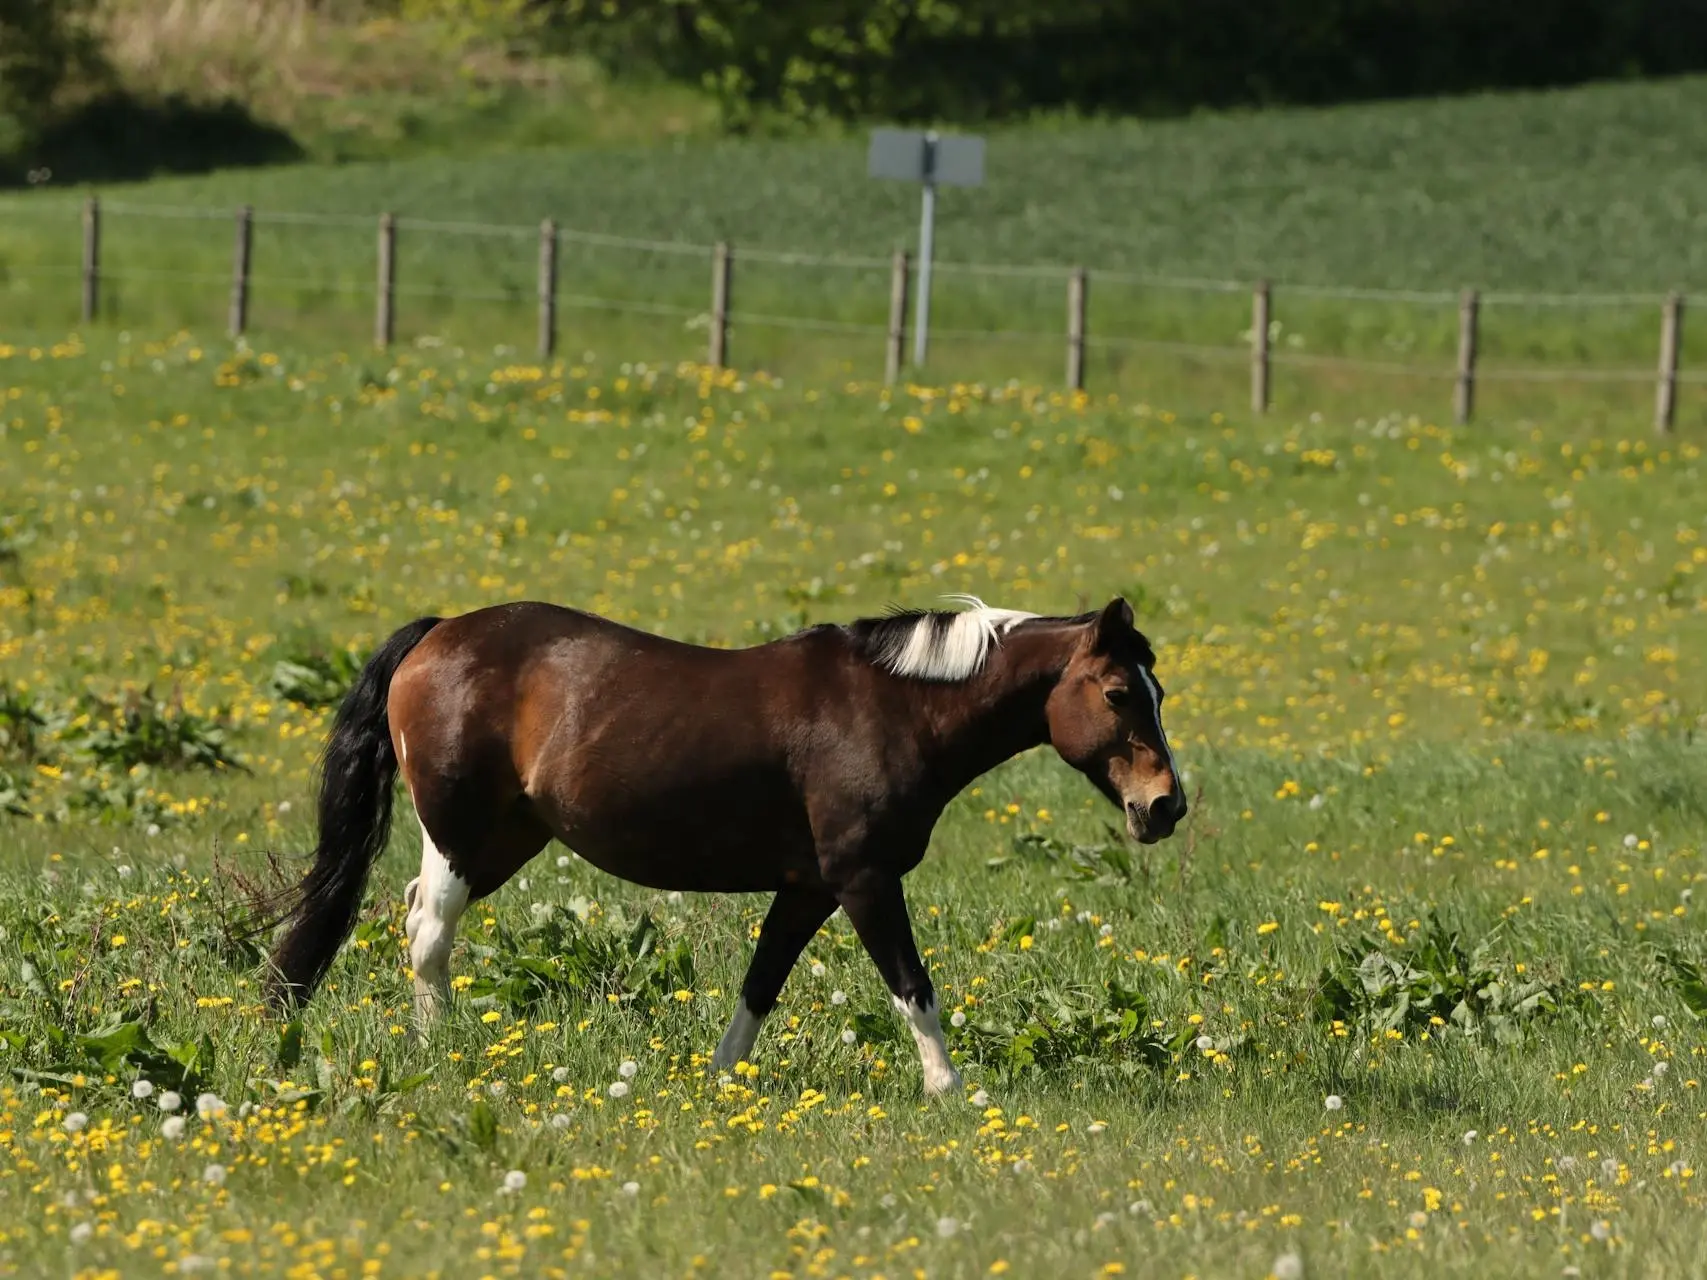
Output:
top-left (1045, 598), bottom-right (1186, 844)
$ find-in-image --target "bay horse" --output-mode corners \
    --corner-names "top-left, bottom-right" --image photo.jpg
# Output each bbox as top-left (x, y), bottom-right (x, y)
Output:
top-left (263, 596), bottom-right (1184, 1096)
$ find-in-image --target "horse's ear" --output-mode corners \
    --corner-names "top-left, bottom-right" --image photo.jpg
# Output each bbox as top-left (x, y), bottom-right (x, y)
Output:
top-left (1092, 597), bottom-right (1134, 652)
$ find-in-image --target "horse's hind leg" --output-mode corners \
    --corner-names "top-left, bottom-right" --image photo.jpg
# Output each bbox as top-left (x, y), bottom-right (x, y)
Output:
top-left (404, 798), bottom-right (551, 1029)
top-left (834, 869), bottom-right (961, 1097)
top-left (713, 886), bottom-right (837, 1070)
top-left (404, 817), bottom-right (470, 1028)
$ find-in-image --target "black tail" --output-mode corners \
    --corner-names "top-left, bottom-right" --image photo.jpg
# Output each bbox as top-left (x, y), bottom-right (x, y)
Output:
top-left (264, 616), bottom-right (442, 1010)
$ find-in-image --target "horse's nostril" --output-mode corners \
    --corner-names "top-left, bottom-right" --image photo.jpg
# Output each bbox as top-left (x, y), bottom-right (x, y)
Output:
top-left (1151, 791), bottom-right (1185, 826)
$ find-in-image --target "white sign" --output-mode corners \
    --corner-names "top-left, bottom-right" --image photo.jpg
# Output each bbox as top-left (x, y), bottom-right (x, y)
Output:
top-left (868, 129), bottom-right (986, 367)
top-left (867, 129), bottom-right (986, 187)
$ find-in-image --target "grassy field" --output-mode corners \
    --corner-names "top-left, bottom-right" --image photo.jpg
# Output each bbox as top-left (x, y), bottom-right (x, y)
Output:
top-left (0, 328), bottom-right (1705, 1277)
top-left (4, 75), bottom-right (1707, 425)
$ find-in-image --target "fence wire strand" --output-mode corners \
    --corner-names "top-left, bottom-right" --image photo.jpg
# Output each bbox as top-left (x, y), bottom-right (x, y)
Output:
top-left (4, 199), bottom-right (1705, 409)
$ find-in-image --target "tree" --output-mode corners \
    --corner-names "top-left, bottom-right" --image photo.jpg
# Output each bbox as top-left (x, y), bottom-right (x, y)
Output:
top-left (0, 0), bottom-right (99, 146)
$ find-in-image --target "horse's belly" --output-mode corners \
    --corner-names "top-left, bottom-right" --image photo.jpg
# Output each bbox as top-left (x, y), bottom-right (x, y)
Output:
top-left (534, 789), bottom-right (818, 894)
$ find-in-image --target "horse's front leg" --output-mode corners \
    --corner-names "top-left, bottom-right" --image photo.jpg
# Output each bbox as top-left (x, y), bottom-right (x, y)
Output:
top-left (834, 867), bottom-right (961, 1097)
top-left (714, 886), bottom-right (837, 1070)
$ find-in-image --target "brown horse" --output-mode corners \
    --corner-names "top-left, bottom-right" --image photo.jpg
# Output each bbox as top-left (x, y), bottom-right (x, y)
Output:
top-left (263, 596), bottom-right (1184, 1095)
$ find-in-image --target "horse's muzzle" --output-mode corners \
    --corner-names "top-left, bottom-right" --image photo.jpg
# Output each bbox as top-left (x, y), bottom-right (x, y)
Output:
top-left (1128, 791), bottom-right (1187, 844)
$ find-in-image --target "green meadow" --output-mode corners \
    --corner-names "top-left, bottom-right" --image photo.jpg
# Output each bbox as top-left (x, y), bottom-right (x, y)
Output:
top-left (4, 75), bottom-right (1707, 424)
top-left (0, 328), bottom-right (1703, 1276)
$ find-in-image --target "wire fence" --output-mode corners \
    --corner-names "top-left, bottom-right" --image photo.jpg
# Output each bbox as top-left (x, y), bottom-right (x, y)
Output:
top-left (0, 196), bottom-right (1697, 428)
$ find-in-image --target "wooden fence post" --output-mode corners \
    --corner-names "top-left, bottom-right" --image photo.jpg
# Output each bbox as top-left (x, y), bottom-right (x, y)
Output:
top-left (1066, 267), bottom-right (1088, 392)
top-left (885, 250), bottom-right (910, 387)
top-left (1454, 288), bottom-right (1480, 425)
top-left (537, 219), bottom-right (558, 360)
top-left (709, 240), bottom-right (732, 368)
top-left (1656, 291), bottom-right (1683, 434)
top-left (81, 197), bottom-right (100, 325)
top-left (229, 205), bottom-right (253, 338)
top-left (1250, 280), bottom-right (1270, 413)
top-left (375, 212), bottom-right (396, 348)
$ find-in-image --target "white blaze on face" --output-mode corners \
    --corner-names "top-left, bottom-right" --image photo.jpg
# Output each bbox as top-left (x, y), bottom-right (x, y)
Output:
top-left (1135, 666), bottom-right (1177, 781)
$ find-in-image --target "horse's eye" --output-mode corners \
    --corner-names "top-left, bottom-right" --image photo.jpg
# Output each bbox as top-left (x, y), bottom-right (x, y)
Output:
top-left (1103, 687), bottom-right (1130, 708)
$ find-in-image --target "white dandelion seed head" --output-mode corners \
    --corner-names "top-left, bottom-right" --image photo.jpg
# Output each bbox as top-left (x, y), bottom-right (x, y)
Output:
top-left (202, 1163), bottom-right (227, 1186)
top-left (1308, 793), bottom-right (1326, 811)
top-left (1556, 1155), bottom-right (1577, 1172)
top-left (502, 1169), bottom-right (527, 1193)
top-left (1011, 1158), bottom-right (1031, 1174)
top-left (830, 990), bottom-right (847, 1006)
top-left (1653, 1060), bottom-right (1670, 1076)
top-left (880, 1193), bottom-right (898, 1209)
top-left (1652, 1014), bottom-right (1669, 1029)
top-left (552, 1066), bottom-right (572, 1083)
top-left (608, 1081), bottom-right (630, 1099)
top-left (1591, 1219), bottom-right (1611, 1242)
top-left (622, 1180), bottom-right (640, 1196)
top-left (1462, 1129), bottom-right (1478, 1145)
top-left (70, 1222), bottom-right (94, 1245)
top-left (158, 1091), bottom-right (182, 1113)
top-left (117, 864), bottom-right (133, 878)
top-left (1099, 923), bottom-right (1113, 937)
top-left (1601, 1158), bottom-right (1620, 1178)
top-left (550, 1113), bottom-right (573, 1130)
top-left (1272, 1251), bottom-right (1304, 1280)
top-left (1129, 1199), bottom-right (1152, 1216)
top-left (146, 823), bottom-right (161, 837)
top-left (162, 1115), bottom-right (186, 1140)
top-left (63, 1112), bottom-right (88, 1133)
top-left (1623, 833), bottom-right (1638, 848)
top-left (950, 1010), bottom-right (967, 1028)
top-left (1087, 1122), bottom-right (1107, 1135)
top-left (970, 1088), bottom-right (990, 1107)
top-left (1670, 1159), bottom-right (1688, 1177)
top-left (1408, 1211), bottom-right (1428, 1228)
top-left (555, 854), bottom-right (570, 868)
top-left (1324, 1094), bottom-right (1344, 1111)
top-left (936, 1217), bottom-right (959, 1238)
top-left (811, 962), bottom-right (827, 977)
top-left (617, 1060), bottom-right (638, 1079)
top-left (195, 1092), bottom-right (227, 1119)
top-left (1195, 1035), bottom-right (1214, 1052)
top-left (1095, 1211), bottom-right (1117, 1228)
top-left (841, 1029), bottom-right (857, 1045)
top-left (488, 1081), bottom-right (507, 1097)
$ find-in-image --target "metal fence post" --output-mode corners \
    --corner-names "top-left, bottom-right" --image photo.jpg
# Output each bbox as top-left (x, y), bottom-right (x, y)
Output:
top-left (1066, 267), bottom-right (1088, 392)
top-left (1251, 280), bottom-right (1270, 413)
top-left (1454, 288), bottom-right (1480, 425)
top-left (537, 219), bottom-right (558, 360)
top-left (229, 205), bottom-right (253, 338)
top-left (81, 197), bottom-right (100, 325)
top-left (375, 212), bottom-right (396, 348)
top-left (1656, 291), bottom-right (1683, 434)
top-left (885, 250), bottom-right (910, 386)
top-left (709, 241), bottom-right (732, 368)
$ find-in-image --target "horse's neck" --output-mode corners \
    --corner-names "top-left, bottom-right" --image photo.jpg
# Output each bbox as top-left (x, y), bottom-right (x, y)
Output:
top-left (920, 622), bottom-right (1076, 793)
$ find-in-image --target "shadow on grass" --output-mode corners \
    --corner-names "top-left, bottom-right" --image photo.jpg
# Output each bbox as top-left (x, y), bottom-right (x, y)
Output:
top-left (2, 92), bottom-right (303, 187)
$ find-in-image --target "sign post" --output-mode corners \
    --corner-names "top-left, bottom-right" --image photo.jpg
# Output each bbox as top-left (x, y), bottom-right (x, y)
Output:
top-left (868, 128), bottom-right (984, 368)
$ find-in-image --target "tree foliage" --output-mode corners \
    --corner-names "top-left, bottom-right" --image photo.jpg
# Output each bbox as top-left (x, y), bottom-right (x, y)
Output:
top-left (0, 0), bottom-right (99, 144)
top-left (438, 0), bottom-right (1707, 126)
